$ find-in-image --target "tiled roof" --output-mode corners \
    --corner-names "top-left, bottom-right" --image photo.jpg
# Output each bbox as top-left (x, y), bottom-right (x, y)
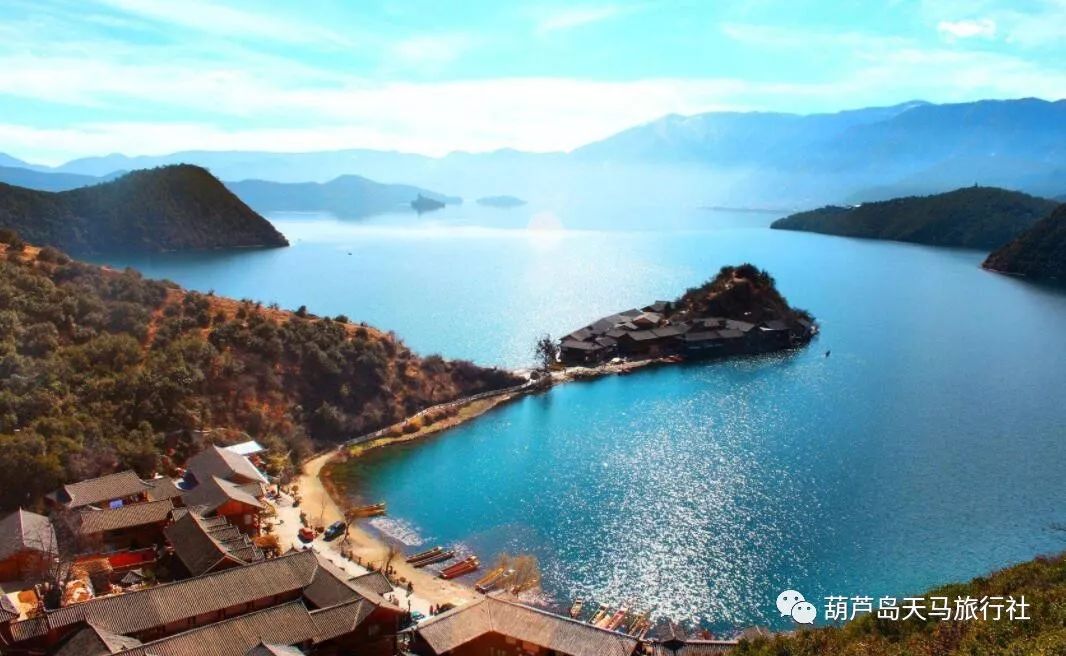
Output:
top-left (144, 478), bottom-right (183, 502)
top-left (165, 511), bottom-right (263, 577)
top-left (303, 554), bottom-right (392, 609)
top-left (414, 595), bottom-right (640, 656)
top-left (0, 509), bottom-right (56, 561)
top-left (181, 476), bottom-right (263, 512)
top-left (308, 598), bottom-right (374, 643)
top-left (7, 549), bottom-right (394, 646)
top-left (77, 500), bottom-right (174, 536)
top-left (349, 571), bottom-right (394, 597)
top-left (112, 601), bottom-right (317, 656)
top-left (56, 471), bottom-right (151, 509)
top-left (246, 643), bottom-right (306, 656)
top-left (186, 445), bottom-right (267, 485)
top-left (8, 550), bottom-right (321, 642)
top-left (53, 623), bottom-right (143, 656)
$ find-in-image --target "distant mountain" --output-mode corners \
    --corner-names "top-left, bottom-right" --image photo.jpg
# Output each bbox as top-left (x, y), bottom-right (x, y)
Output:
top-left (225, 175), bottom-right (459, 217)
top-left (0, 153), bottom-right (35, 169)
top-left (476, 195), bottom-right (526, 208)
top-left (0, 165), bottom-right (123, 192)
top-left (984, 204), bottom-right (1066, 281)
top-left (771, 187), bottom-right (1059, 250)
top-left (14, 98), bottom-right (1066, 207)
top-left (0, 165), bottom-right (288, 255)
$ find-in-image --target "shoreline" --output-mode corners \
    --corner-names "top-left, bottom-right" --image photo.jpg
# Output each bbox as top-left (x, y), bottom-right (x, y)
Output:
top-left (300, 354), bottom-right (726, 606)
top-left (302, 340), bottom-right (815, 613)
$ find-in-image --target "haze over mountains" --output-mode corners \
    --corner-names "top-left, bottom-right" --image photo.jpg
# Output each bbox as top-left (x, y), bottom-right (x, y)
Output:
top-left (5, 98), bottom-right (1064, 209)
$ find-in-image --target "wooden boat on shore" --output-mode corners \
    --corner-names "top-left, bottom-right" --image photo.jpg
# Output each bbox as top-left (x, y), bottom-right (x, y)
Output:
top-left (439, 556), bottom-right (479, 579)
top-left (604, 606), bottom-right (629, 631)
top-left (588, 604), bottom-right (609, 625)
top-left (474, 566), bottom-right (510, 593)
top-left (411, 550), bottom-right (455, 567)
top-left (625, 611), bottom-right (648, 636)
top-left (405, 546), bottom-right (442, 563)
top-left (569, 598), bottom-right (584, 619)
top-left (349, 502), bottom-right (387, 518)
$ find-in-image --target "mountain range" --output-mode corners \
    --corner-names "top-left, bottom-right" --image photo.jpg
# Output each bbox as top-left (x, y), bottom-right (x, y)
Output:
top-left (0, 165), bottom-right (287, 255)
top-left (5, 98), bottom-right (1064, 208)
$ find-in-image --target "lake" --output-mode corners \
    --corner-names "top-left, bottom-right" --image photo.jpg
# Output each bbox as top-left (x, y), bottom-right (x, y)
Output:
top-left (99, 203), bottom-right (1066, 633)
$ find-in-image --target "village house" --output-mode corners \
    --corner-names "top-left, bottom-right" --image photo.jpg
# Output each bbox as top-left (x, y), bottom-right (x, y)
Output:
top-left (1, 549), bottom-right (403, 655)
top-left (164, 510), bottom-right (264, 578)
top-left (180, 475), bottom-right (265, 535)
top-left (47, 471), bottom-right (152, 511)
top-left (0, 510), bottom-right (57, 582)
top-left (74, 499), bottom-right (175, 554)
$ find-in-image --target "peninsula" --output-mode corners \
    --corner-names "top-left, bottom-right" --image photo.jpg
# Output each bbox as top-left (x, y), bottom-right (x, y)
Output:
top-left (0, 164), bottom-right (289, 255)
top-left (557, 264), bottom-right (815, 365)
top-left (770, 186), bottom-right (1058, 250)
top-left (983, 202), bottom-right (1066, 281)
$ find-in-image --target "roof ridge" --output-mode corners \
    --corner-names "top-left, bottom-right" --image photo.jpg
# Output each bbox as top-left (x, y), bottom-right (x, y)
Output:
top-left (122, 599), bottom-right (311, 652)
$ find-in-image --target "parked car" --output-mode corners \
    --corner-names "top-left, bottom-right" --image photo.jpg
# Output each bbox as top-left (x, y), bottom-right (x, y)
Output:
top-left (323, 520), bottom-right (347, 541)
top-left (297, 527), bottom-right (315, 543)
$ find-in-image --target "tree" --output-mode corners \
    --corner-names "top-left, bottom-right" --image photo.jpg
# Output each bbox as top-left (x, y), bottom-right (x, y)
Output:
top-left (533, 334), bottom-right (558, 372)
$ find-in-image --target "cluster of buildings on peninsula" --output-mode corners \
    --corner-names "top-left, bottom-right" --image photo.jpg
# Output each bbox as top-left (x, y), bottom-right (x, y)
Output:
top-left (559, 300), bottom-right (815, 365)
top-left (0, 441), bottom-right (741, 655)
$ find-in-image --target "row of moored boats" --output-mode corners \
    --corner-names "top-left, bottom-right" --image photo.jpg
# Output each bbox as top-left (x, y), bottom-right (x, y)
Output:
top-left (569, 599), bottom-right (652, 638)
top-left (405, 546), bottom-right (480, 580)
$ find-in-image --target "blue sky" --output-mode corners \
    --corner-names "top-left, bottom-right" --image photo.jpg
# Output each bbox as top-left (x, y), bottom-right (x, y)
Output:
top-left (1, 0), bottom-right (1063, 163)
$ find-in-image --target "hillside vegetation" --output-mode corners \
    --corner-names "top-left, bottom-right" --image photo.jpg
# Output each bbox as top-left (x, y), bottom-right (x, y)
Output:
top-left (0, 237), bottom-right (520, 509)
top-left (984, 204), bottom-right (1066, 282)
top-left (0, 165), bottom-right (288, 255)
top-left (673, 264), bottom-right (814, 325)
top-left (771, 186), bottom-right (1058, 250)
top-left (737, 552), bottom-right (1066, 655)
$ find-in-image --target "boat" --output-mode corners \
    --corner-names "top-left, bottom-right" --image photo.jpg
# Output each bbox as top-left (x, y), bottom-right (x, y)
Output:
top-left (411, 550), bottom-right (455, 567)
top-left (474, 566), bottom-right (508, 593)
top-left (588, 604), bottom-right (609, 625)
top-left (604, 606), bottom-right (629, 631)
top-left (625, 611), bottom-right (648, 636)
top-left (348, 502), bottom-right (387, 518)
top-left (594, 607), bottom-right (615, 628)
top-left (569, 598), bottom-right (584, 619)
top-left (405, 546), bottom-right (442, 563)
top-left (439, 556), bottom-right (479, 579)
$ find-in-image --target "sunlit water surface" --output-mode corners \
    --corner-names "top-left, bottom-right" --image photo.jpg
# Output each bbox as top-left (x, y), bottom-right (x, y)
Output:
top-left (100, 203), bottom-right (1066, 632)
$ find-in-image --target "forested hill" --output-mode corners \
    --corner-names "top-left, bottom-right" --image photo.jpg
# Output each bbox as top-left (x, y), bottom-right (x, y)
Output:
top-left (984, 203), bottom-right (1066, 282)
top-left (0, 165), bottom-right (289, 255)
top-left (0, 237), bottom-right (522, 509)
top-left (737, 551), bottom-right (1066, 655)
top-left (771, 186), bottom-right (1059, 250)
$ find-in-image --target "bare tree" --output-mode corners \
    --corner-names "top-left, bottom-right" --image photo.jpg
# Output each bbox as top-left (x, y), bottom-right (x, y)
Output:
top-left (533, 334), bottom-right (559, 372)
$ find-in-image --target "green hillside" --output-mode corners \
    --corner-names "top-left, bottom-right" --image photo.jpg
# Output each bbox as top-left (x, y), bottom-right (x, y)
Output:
top-left (984, 204), bottom-right (1066, 282)
top-left (0, 165), bottom-right (289, 255)
top-left (772, 186), bottom-right (1058, 250)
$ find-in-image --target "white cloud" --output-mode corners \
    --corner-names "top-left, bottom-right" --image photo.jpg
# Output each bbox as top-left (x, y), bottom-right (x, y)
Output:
top-left (937, 18), bottom-right (997, 41)
top-left (96, 0), bottom-right (353, 47)
top-left (389, 33), bottom-right (477, 67)
top-left (534, 5), bottom-right (628, 33)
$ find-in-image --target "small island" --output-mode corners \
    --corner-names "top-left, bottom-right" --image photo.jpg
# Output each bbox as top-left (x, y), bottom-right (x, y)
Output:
top-left (557, 264), bottom-right (816, 365)
top-left (411, 193), bottom-right (446, 213)
top-left (476, 195), bottom-right (527, 208)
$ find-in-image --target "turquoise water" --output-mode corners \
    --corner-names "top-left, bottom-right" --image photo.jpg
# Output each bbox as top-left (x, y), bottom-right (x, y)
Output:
top-left (101, 204), bottom-right (1066, 632)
